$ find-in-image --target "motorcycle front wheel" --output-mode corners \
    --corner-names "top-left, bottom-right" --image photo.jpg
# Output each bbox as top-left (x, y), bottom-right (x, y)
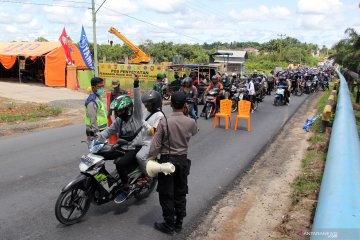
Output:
top-left (231, 99), bottom-right (238, 113)
top-left (55, 186), bottom-right (91, 225)
top-left (205, 104), bottom-right (213, 120)
top-left (162, 92), bottom-right (171, 100)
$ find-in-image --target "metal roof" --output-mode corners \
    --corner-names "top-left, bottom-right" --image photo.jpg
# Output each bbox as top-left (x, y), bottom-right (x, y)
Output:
top-left (212, 50), bottom-right (247, 58)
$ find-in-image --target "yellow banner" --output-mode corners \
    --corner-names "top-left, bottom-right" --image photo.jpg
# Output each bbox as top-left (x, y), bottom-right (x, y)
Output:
top-left (98, 63), bottom-right (167, 81)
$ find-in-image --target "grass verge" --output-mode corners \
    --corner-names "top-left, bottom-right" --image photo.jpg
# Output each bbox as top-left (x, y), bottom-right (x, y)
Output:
top-left (277, 82), bottom-right (335, 238)
top-left (350, 86), bottom-right (360, 136)
top-left (0, 98), bottom-right (62, 124)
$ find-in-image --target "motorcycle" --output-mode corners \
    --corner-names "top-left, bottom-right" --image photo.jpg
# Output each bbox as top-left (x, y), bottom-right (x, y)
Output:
top-left (243, 91), bottom-right (259, 111)
top-left (197, 84), bottom-right (208, 105)
top-left (311, 77), bottom-right (319, 92)
top-left (295, 79), bottom-right (305, 96)
top-left (204, 88), bottom-right (220, 119)
top-left (304, 79), bottom-right (312, 94)
top-left (161, 83), bottom-right (171, 100)
top-left (274, 84), bottom-right (287, 106)
top-left (320, 80), bottom-right (329, 91)
top-left (231, 85), bottom-right (248, 113)
top-left (254, 79), bottom-right (266, 102)
top-left (55, 139), bottom-right (157, 225)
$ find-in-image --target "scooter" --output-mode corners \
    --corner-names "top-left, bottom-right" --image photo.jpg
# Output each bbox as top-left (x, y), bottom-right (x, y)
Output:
top-left (274, 84), bottom-right (287, 106)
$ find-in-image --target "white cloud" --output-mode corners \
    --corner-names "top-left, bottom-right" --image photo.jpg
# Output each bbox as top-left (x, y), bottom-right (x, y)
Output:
top-left (297, 0), bottom-right (343, 14)
top-left (0, 13), bottom-right (12, 24)
top-left (28, 19), bottom-right (42, 30)
top-left (15, 14), bottom-right (32, 24)
top-left (102, 0), bottom-right (138, 14)
top-left (142, 0), bottom-right (185, 13)
top-left (43, 6), bottom-right (79, 24)
top-left (5, 25), bottom-right (19, 33)
top-left (229, 5), bottom-right (291, 22)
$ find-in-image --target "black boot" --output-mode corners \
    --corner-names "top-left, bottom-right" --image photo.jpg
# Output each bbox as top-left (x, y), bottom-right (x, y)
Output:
top-left (154, 222), bottom-right (174, 235)
top-left (174, 218), bottom-right (183, 233)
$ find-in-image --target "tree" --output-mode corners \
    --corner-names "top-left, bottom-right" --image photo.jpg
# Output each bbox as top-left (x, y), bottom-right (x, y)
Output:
top-left (35, 37), bottom-right (48, 42)
top-left (331, 28), bottom-right (360, 72)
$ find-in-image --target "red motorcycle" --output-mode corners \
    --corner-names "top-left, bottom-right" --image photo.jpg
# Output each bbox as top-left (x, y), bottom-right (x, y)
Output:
top-left (204, 88), bottom-right (220, 119)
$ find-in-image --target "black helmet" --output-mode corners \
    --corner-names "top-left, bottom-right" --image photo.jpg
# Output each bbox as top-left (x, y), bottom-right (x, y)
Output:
top-left (110, 95), bottom-right (134, 121)
top-left (141, 90), bottom-right (162, 111)
top-left (182, 77), bottom-right (192, 86)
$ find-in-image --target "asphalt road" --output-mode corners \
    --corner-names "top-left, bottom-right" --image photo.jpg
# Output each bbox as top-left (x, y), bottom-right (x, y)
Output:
top-left (0, 94), bottom-right (309, 240)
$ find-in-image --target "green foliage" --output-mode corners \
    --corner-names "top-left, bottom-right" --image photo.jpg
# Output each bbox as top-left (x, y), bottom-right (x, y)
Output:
top-left (73, 36), bottom-right (321, 71)
top-left (331, 28), bottom-right (360, 72)
top-left (35, 37), bottom-right (49, 42)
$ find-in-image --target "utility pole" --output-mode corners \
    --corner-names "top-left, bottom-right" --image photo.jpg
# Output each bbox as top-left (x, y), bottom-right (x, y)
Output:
top-left (91, 0), bottom-right (107, 77)
top-left (277, 34), bottom-right (286, 64)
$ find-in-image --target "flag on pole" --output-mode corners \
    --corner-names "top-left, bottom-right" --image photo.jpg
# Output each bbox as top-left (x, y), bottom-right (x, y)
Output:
top-left (59, 27), bottom-right (73, 65)
top-left (79, 26), bottom-right (94, 70)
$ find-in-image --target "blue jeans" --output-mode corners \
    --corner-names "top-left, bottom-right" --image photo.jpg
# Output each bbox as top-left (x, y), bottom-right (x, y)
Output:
top-left (188, 103), bottom-right (197, 120)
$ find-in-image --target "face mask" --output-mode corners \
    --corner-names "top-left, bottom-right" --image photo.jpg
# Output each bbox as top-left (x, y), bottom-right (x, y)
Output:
top-left (96, 88), bottom-right (104, 95)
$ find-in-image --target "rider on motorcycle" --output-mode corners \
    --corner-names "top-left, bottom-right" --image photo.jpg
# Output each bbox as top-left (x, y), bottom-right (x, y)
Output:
top-left (133, 89), bottom-right (164, 179)
top-left (221, 73), bottom-right (232, 98)
top-left (200, 75), bottom-right (224, 117)
top-left (179, 77), bottom-right (198, 121)
top-left (96, 75), bottom-right (144, 203)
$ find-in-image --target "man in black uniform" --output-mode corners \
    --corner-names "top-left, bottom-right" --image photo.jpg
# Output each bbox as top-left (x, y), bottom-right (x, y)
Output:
top-left (148, 91), bottom-right (198, 235)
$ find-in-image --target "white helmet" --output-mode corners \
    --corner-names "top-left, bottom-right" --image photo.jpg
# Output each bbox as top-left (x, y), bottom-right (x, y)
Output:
top-left (232, 72), bottom-right (236, 76)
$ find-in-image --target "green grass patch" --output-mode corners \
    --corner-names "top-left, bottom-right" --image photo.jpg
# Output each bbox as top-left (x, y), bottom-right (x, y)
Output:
top-left (291, 150), bottom-right (325, 205)
top-left (0, 106), bottom-right (62, 123)
top-left (350, 86), bottom-right (360, 136)
top-left (308, 134), bottom-right (326, 144)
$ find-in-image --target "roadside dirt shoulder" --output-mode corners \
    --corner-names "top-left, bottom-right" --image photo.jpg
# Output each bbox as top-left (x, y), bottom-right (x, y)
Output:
top-left (189, 93), bottom-right (322, 240)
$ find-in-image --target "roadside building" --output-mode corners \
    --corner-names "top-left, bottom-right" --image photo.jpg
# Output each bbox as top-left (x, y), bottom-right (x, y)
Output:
top-left (243, 47), bottom-right (260, 56)
top-left (209, 50), bottom-right (247, 74)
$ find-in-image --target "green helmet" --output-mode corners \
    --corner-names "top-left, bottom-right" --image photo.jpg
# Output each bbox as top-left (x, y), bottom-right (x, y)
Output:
top-left (110, 95), bottom-right (134, 120)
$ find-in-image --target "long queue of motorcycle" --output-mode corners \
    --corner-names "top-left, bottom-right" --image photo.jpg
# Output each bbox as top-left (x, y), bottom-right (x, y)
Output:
top-left (166, 66), bottom-right (335, 121)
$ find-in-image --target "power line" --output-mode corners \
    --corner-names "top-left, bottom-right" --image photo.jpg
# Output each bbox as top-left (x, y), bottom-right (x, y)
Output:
top-left (52, 0), bottom-right (89, 4)
top-left (99, 4), bottom-right (203, 42)
top-left (0, 0), bottom-right (87, 8)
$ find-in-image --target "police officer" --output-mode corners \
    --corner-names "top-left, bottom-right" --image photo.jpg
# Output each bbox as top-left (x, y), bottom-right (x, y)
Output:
top-left (148, 91), bottom-right (198, 235)
top-left (84, 77), bottom-right (108, 139)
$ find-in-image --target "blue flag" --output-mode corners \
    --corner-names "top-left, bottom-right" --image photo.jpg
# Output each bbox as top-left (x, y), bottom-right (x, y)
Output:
top-left (79, 26), bottom-right (94, 70)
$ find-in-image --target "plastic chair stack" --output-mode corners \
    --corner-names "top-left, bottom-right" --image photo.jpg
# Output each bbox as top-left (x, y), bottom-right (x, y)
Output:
top-left (234, 100), bottom-right (251, 132)
top-left (213, 99), bottom-right (232, 130)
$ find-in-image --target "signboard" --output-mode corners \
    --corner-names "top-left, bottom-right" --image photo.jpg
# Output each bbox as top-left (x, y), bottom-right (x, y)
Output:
top-left (98, 63), bottom-right (166, 81)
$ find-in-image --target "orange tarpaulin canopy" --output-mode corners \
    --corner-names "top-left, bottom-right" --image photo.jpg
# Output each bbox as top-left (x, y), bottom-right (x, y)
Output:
top-left (0, 42), bottom-right (61, 57)
top-left (0, 42), bottom-right (87, 87)
top-left (0, 56), bottom-right (17, 69)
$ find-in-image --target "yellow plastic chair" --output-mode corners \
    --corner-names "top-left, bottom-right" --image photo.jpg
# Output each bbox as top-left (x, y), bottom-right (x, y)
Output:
top-left (234, 100), bottom-right (251, 132)
top-left (213, 99), bottom-right (232, 130)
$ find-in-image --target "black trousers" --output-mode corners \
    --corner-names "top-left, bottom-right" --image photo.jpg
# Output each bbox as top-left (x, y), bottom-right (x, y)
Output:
top-left (98, 147), bottom-right (137, 185)
top-left (157, 155), bottom-right (191, 226)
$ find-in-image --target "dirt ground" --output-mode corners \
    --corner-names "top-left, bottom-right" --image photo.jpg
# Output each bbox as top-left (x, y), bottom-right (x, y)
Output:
top-left (189, 93), bottom-right (323, 240)
top-left (0, 81), bottom-right (87, 103)
top-left (0, 82), bottom-right (86, 136)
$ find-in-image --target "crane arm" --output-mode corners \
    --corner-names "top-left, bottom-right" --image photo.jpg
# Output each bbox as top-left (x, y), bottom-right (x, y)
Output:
top-left (108, 27), bottom-right (150, 63)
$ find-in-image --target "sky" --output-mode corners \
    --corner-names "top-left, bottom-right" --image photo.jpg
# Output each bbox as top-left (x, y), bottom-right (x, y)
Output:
top-left (0, 0), bottom-right (359, 48)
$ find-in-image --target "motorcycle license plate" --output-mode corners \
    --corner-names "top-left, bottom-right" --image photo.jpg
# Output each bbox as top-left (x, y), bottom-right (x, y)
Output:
top-left (206, 96), bottom-right (214, 100)
top-left (80, 155), bottom-right (96, 167)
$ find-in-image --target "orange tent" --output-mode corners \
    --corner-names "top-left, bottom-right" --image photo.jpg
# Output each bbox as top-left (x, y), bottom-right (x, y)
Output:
top-left (0, 42), bottom-right (86, 87)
